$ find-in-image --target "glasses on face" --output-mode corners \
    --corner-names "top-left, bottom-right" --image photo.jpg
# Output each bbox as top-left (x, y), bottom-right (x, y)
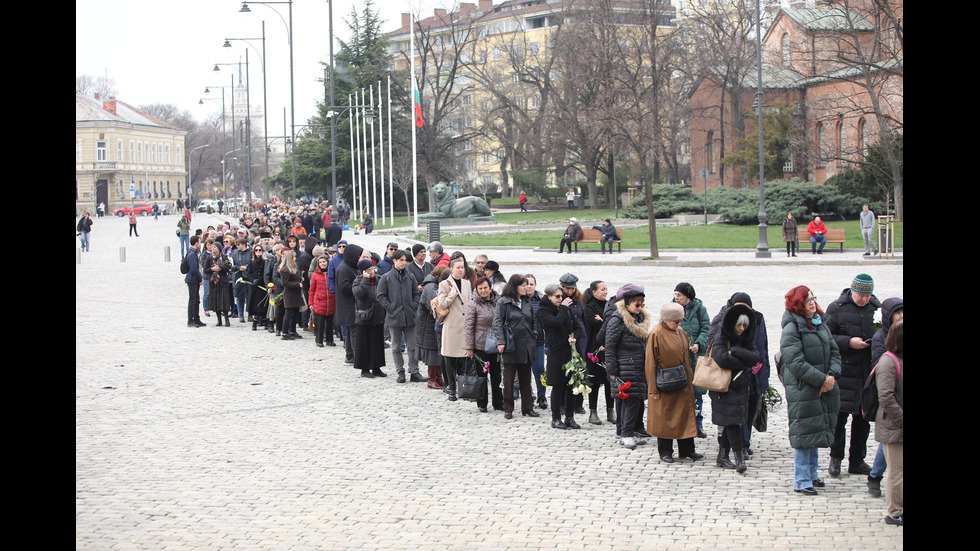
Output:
top-left (551, 293), bottom-right (563, 299)
top-left (805, 296), bottom-right (817, 304)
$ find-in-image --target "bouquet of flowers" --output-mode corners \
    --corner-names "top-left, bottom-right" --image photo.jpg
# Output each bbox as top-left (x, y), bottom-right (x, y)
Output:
top-left (614, 377), bottom-right (632, 400)
top-left (563, 334), bottom-right (592, 396)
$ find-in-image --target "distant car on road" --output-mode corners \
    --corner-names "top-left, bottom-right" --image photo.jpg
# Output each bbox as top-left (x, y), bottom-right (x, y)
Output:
top-left (197, 200), bottom-right (215, 213)
top-left (114, 203), bottom-right (154, 216)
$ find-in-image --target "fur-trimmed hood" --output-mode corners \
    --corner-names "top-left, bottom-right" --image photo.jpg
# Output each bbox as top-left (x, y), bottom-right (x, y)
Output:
top-left (616, 300), bottom-right (651, 340)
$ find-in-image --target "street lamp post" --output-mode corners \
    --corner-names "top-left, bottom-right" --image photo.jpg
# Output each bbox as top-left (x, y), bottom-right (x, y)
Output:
top-left (240, 0), bottom-right (295, 202)
top-left (754, 0), bottom-right (771, 258)
top-left (224, 22), bottom-right (270, 205)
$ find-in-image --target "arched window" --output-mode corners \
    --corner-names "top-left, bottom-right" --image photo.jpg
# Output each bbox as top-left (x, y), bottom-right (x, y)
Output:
top-left (816, 122), bottom-right (826, 167)
top-left (837, 118), bottom-right (846, 167)
top-left (781, 33), bottom-right (791, 67)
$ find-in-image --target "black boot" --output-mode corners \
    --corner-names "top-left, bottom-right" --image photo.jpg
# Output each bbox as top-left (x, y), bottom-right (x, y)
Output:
top-left (215, 312), bottom-right (223, 326)
top-left (716, 447), bottom-right (735, 469)
top-left (734, 449), bottom-right (747, 473)
top-left (564, 415), bottom-right (581, 429)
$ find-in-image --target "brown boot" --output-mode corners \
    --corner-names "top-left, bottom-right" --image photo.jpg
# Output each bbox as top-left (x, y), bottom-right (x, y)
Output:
top-left (428, 366), bottom-right (444, 389)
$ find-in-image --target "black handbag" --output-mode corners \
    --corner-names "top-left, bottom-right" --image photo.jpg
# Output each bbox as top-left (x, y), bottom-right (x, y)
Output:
top-left (457, 357), bottom-right (487, 401)
top-left (656, 364), bottom-right (688, 393)
top-left (355, 304), bottom-right (374, 324)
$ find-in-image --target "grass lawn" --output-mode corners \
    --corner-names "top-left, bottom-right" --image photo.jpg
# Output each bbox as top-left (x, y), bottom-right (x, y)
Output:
top-left (370, 209), bottom-right (902, 250)
top-left (437, 219), bottom-right (902, 250)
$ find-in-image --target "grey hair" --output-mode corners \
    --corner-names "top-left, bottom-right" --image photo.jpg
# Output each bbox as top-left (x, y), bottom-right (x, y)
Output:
top-left (736, 314), bottom-right (750, 328)
top-left (543, 284), bottom-right (561, 297)
top-left (429, 241), bottom-right (444, 254)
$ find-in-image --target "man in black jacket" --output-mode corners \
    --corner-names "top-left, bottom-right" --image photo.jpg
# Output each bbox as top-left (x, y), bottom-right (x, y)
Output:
top-left (825, 273), bottom-right (880, 477)
top-left (184, 236), bottom-right (205, 327)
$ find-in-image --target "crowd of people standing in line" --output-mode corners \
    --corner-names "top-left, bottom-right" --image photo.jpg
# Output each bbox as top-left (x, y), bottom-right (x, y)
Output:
top-left (178, 203), bottom-right (902, 527)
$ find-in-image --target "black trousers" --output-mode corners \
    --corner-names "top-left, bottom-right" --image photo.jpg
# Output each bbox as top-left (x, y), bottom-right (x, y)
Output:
top-left (718, 424), bottom-right (745, 452)
top-left (831, 411), bottom-right (871, 462)
top-left (559, 237), bottom-right (575, 253)
top-left (658, 437), bottom-right (696, 457)
top-left (187, 282), bottom-right (201, 322)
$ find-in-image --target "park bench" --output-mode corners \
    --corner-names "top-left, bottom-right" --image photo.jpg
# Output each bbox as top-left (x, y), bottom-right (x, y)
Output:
top-left (574, 227), bottom-right (624, 252)
top-left (797, 228), bottom-right (846, 252)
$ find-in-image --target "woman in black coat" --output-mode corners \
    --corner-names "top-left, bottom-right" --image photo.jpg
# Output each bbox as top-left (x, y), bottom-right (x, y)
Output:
top-left (709, 303), bottom-right (760, 472)
top-left (492, 274), bottom-right (540, 419)
top-left (203, 241), bottom-right (232, 326)
top-left (352, 259), bottom-right (386, 378)
top-left (604, 285), bottom-right (651, 449)
top-left (538, 284), bottom-right (584, 429)
top-left (278, 250), bottom-right (304, 340)
top-left (335, 243), bottom-right (365, 363)
top-left (583, 280), bottom-right (612, 424)
top-left (245, 242), bottom-right (267, 331)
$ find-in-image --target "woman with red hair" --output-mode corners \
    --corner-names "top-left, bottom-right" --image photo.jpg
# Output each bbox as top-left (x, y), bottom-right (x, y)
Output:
top-left (780, 285), bottom-right (841, 495)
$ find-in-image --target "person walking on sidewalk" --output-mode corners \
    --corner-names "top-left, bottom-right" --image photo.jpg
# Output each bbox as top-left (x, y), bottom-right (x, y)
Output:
top-left (128, 210), bottom-right (140, 237)
top-left (77, 212), bottom-right (93, 251)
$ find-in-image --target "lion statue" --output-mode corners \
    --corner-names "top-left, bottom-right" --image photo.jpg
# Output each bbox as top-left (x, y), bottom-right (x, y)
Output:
top-left (419, 182), bottom-right (493, 220)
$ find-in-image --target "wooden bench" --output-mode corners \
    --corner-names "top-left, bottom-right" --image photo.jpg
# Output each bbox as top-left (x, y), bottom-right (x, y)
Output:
top-left (574, 228), bottom-right (624, 252)
top-left (797, 228), bottom-right (845, 252)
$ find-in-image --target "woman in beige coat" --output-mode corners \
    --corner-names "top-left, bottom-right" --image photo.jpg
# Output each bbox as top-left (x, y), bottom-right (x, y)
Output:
top-left (875, 320), bottom-right (903, 526)
top-left (646, 302), bottom-right (702, 463)
top-left (437, 257), bottom-right (472, 401)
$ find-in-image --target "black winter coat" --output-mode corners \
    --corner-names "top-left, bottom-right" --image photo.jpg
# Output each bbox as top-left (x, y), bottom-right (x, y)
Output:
top-left (825, 288), bottom-right (880, 413)
top-left (353, 274), bottom-right (385, 326)
top-left (538, 298), bottom-right (579, 385)
top-left (604, 302), bottom-right (651, 398)
top-left (709, 304), bottom-right (761, 426)
top-left (334, 243), bottom-right (363, 326)
top-left (492, 296), bottom-right (537, 365)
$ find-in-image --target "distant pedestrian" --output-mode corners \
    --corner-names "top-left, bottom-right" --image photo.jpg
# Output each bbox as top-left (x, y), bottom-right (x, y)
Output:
top-left (128, 211), bottom-right (139, 237)
top-left (519, 191), bottom-right (527, 212)
top-left (860, 204), bottom-right (878, 256)
top-left (77, 212), bottom-right (93, 251)
top-left (566, 188), bottom-right (575, 209)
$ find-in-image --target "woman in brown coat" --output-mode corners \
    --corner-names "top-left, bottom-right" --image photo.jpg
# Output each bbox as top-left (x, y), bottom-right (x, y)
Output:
top-left (875, 320), bottom-right (903, 526)
top-left (646, 302), bottom-right (702, 463)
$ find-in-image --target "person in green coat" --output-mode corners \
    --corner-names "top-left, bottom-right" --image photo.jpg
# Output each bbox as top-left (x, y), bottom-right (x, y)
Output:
top-left (673, 282), bottom-right (711, 438)
top-left (780, 285), bottom-right (841, 495)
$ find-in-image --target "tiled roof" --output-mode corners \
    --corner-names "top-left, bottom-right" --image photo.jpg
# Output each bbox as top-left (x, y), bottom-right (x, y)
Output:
top-left (781, 7), bottom-right (874, 32)
top-left (75, 94), bottom-right (174, 128)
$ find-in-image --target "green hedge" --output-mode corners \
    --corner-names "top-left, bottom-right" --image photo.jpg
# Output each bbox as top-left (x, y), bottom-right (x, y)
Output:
top-left (621, 179), bottom-right (883, 225)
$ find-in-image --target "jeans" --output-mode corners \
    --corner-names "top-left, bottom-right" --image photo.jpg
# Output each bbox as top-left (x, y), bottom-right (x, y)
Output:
top-left (794, 448), bottom-right (819, 490)
top-left (179, 235), bottom-right (190, 257)
top-left (870, 443), bottom-right (887, 478)
top-left (79, 231), bottom-right (91, 251)
top-left (202, 280), bottom-right (210, 312)
top-left (531, 344), bottom-right (546, 400)
top-left (810, 234), bottom-right (826, 252)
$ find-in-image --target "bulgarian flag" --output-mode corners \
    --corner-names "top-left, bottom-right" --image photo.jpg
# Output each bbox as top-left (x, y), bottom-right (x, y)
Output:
top-left (413, 89), bottom-right (424, 128)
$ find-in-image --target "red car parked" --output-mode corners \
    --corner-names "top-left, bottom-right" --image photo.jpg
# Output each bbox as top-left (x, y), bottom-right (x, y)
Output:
top-left (113, 203), bottom-right (154, 216)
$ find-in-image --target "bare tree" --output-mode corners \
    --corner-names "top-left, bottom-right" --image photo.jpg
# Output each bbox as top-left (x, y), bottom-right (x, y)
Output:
top-left (77, 74), bottom-right (119, 98)
top-left (400, 7), bottom-right (483, 210)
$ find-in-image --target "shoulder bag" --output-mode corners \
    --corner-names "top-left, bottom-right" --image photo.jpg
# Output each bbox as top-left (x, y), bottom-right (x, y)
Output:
top-left (656, 364), bottom-right (688, 393)
top-left (692, 338), bottom-right (732, 393)
top-left (457, 356), bottom-right (487, 401)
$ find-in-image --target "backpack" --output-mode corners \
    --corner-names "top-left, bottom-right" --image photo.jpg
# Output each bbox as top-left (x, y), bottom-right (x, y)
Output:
top-left (860, 351), bottom-right (901, 422)
top-left (179, 254), bottom-right (190, 275)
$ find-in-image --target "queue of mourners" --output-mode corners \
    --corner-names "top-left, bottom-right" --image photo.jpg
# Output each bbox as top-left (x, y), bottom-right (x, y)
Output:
top-left (176, 200), bottom-right (902, 528)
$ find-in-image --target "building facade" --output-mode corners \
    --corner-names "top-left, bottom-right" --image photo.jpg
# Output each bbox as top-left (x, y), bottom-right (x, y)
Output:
top-left (689, 2), bottom-right (903, 191)
top-left (76, 94), bottom-right (187, 215)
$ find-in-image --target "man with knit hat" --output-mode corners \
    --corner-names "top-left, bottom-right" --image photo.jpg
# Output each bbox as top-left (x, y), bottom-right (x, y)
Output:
top-left (406, 244), bottom-right (433, 291)
top-left (825, 273), bottom-right (881, 477)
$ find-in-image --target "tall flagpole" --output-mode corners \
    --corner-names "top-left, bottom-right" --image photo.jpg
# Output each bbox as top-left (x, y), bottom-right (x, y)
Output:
top-left (348, 95), bottom-right (356, 220)
top-left (410, 16), bottom-right (419, 231)
top-left (377, 80), bottom-right (387, 226)
top-left (352, 93), bottom-right (361, 221)
top-left (387, 75), bottom-right (394, 226)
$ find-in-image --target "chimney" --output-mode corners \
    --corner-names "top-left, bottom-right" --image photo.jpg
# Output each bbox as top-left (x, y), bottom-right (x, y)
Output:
top-left (402, 13), bottom-right (410, 29)
top-left (478, 0), bottom-right (492, 10)
top-left (434, 8), bottom-right (446, 19)
top-left (103, 96), bottom-right (117, 115)
top-left (460, 2), bottom-right (475, 14)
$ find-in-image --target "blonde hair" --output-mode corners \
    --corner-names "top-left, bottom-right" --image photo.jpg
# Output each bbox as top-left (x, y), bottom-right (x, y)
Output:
top-left (279, 250), bottom-right (297, 274)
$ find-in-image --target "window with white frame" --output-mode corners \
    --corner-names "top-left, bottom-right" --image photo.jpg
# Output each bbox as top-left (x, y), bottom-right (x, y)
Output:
top-left (96, 141), bottom-right (108, 162)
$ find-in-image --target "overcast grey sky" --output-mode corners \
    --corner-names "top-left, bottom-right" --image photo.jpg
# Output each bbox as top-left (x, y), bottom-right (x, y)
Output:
top-left (76, 0), bottom-right (443, 131)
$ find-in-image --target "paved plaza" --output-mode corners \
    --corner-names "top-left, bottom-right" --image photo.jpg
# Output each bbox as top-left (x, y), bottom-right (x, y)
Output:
top-left (76, 213), bottom-right (903, 549)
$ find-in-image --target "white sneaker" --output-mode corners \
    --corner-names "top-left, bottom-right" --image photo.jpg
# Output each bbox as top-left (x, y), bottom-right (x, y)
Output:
top-left (621, 437), bottom-right (637, 450)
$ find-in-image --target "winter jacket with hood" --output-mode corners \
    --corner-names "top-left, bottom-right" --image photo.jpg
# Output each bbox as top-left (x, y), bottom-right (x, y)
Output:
top-left (334, 243), bottom-right (364, 327)
top-left (825, 288), bottom-right (881, 414)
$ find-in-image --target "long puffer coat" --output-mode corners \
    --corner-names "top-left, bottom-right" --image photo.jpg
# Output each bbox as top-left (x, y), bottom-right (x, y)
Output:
top-left (709, 304), bottom-right (761, 427)
top-left (538, 297), bottom-right (577, 386)
top-left (780, 310), bottom-right (841, 450)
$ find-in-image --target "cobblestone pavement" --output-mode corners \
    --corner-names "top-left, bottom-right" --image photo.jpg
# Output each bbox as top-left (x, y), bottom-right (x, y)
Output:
top-left (76, 214), bottom-right (903, 549)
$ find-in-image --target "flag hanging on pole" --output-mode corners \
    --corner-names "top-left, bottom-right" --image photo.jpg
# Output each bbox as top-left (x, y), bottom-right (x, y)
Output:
top-left (413, 89), bottom-right (424, 128)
